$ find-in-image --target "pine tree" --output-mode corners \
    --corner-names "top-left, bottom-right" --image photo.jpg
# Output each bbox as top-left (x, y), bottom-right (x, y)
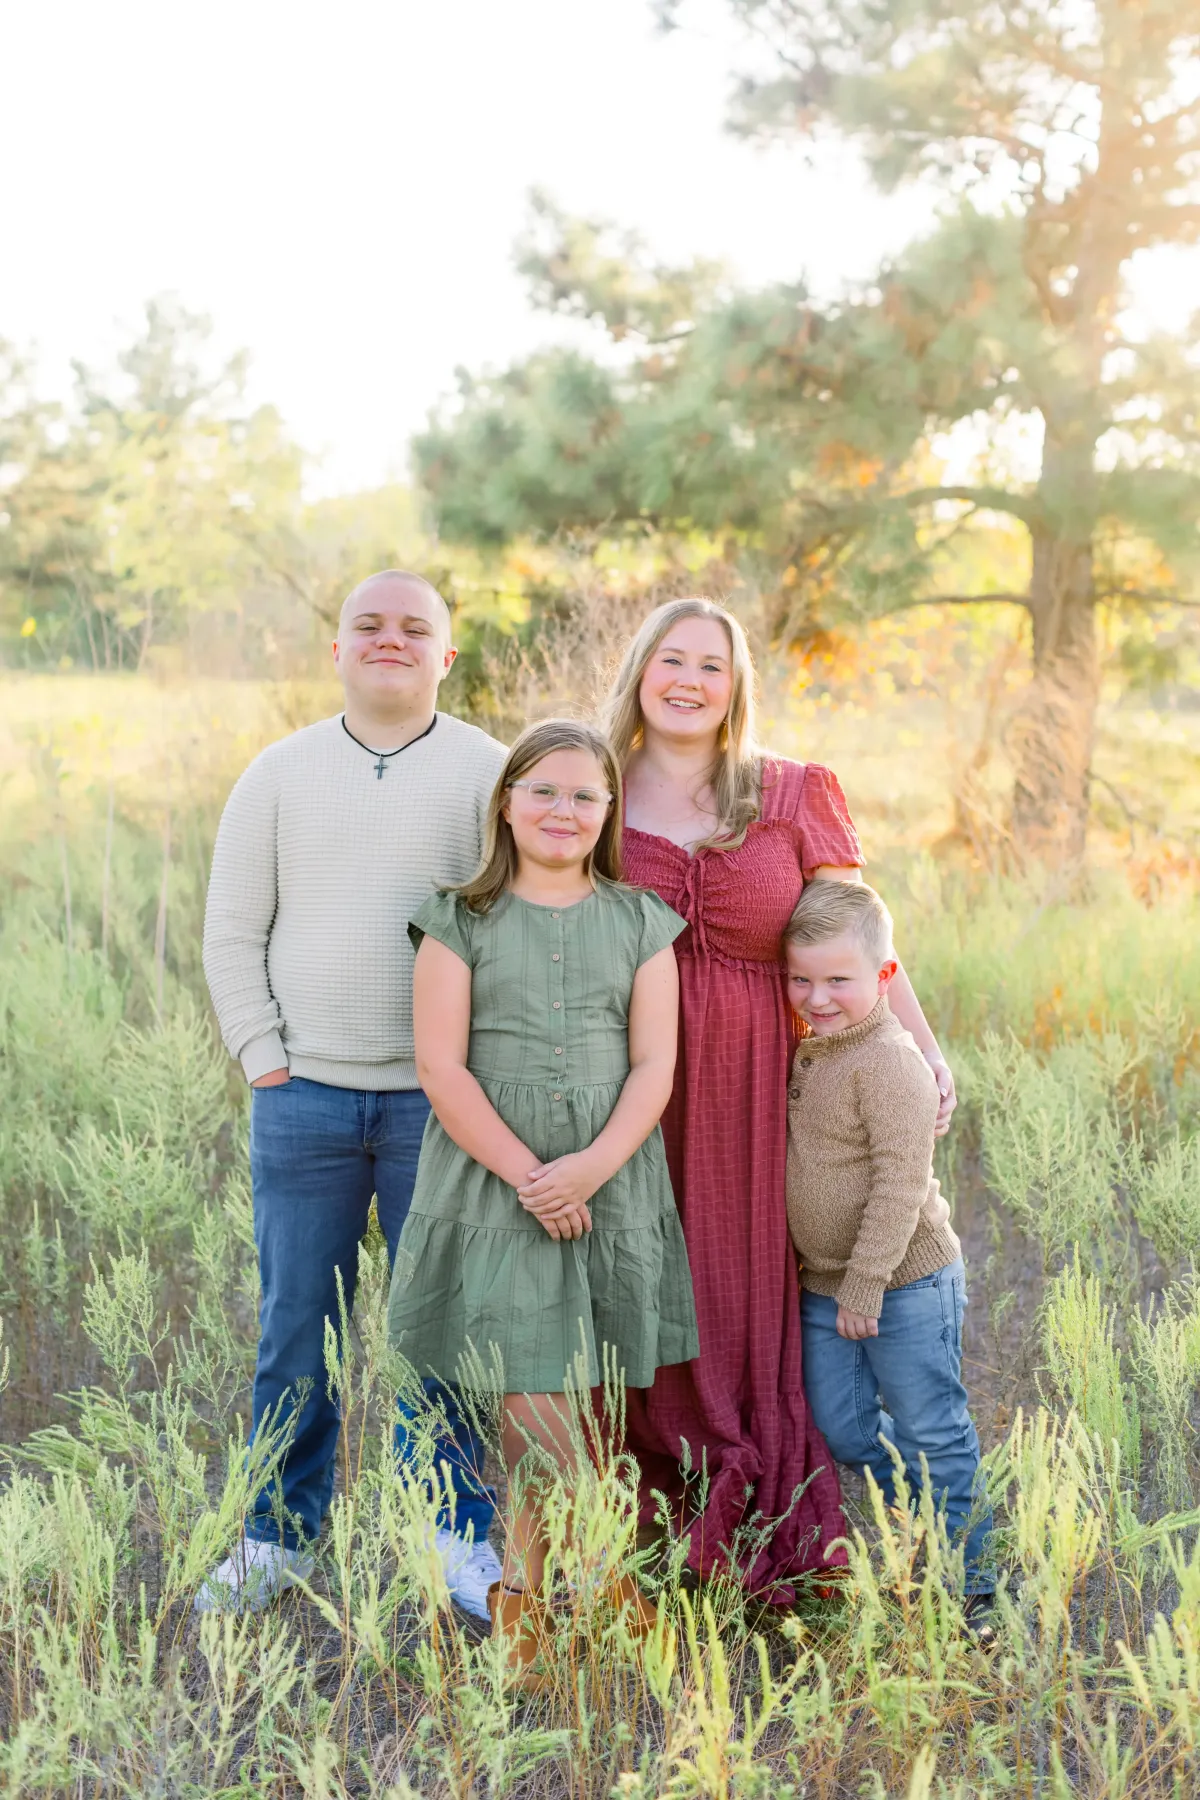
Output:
top-left (417, 1), bottom-right (1200, 864)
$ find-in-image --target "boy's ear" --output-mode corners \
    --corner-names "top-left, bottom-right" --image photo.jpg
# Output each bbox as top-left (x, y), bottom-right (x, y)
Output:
top-left (877, 958), bottom-right (899, 992)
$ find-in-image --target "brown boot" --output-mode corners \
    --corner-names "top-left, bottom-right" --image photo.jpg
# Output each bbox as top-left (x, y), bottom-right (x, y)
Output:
top-left (604, 1573), bottom-right (658, 1641)
top-left (487, 1582), bottom-right (550, 1691)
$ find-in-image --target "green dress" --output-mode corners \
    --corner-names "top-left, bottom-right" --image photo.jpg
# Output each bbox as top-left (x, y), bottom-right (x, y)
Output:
top-left (386, 882), bottom-right (700, 1393)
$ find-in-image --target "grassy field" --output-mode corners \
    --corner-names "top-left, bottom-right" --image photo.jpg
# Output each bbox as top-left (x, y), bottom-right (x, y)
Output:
top-left (1, 668), bottom-right (1199, 1798)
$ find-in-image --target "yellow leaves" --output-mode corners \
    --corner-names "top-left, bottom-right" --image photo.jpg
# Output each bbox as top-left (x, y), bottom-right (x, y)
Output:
top-left (815, 440), bottom-right (883, 487)
top-left (790, 625), bottom-right (864, 689)
top-left (20, 617), bottom-right (37, 637)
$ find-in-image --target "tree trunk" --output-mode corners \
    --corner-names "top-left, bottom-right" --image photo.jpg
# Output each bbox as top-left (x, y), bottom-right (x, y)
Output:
top-left (1009, 525), bottom-right (1098, 869)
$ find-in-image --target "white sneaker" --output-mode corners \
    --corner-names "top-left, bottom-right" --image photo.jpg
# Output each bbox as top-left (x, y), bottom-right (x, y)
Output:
top-left (434, 1527), bottom-right (503, 1622)
top-left (193, 1539), bottom-right (315, 1614)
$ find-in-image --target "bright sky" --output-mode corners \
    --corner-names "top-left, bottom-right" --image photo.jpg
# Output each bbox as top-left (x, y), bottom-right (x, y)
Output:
top-left (5, 0), bottom-right (1195, 495)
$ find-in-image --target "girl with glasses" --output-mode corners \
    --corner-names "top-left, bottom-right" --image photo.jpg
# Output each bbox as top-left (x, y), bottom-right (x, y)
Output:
top-left (387, 718), bottom-right (698, 1685)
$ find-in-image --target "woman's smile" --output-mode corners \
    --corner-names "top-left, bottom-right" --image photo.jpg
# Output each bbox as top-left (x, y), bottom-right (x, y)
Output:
top-left (637, 616), bottom-right (735, 743)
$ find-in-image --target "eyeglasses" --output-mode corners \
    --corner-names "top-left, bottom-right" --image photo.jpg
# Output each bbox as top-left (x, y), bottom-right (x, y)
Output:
top-left (507, 780), bottom-right (613, 815)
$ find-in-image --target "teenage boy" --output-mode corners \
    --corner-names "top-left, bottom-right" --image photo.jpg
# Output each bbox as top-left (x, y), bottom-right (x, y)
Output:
top-left (783, 879), bottom-right (993, 1617)
top-left (199, 570), bottom-right (507, 1617)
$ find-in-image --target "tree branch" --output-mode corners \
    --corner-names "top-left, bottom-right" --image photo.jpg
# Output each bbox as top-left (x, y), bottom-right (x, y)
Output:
top-left (895, 485), bottom-right (1038, 525)
top-left (1087, 769), bottom-right (1159, 855)
top-left (1139, 94), bottom-right (1200, 145)
top-left (889, 591), bottom-right (1032, 612)
top-left (1097, 587), bottom-right (1200, 608)
top-left (1129, 202), bottom-right (1200, 245)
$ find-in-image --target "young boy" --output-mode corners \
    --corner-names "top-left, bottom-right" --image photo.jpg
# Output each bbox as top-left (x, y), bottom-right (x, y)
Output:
top-left (783, 879), bottom-right (993, 1611)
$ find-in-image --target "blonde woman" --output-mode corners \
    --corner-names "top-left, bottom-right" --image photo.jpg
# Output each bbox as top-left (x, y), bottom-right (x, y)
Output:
top-left (605, 598), bottom-right (956, 1600)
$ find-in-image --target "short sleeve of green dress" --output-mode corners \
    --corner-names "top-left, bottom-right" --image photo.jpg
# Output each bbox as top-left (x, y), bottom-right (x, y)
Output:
top-left (634, 888), bottom-right (689, 965)
top-left (388, 882), bottom-right (699, 1393)
top-left (407, 887), bottom-right (476, 966)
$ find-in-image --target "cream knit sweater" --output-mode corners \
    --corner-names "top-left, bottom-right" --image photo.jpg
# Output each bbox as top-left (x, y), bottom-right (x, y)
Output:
top-left (202, 712), bottom-right (507, 1089)
top-left (785, 998), bottom-right (960, 1318)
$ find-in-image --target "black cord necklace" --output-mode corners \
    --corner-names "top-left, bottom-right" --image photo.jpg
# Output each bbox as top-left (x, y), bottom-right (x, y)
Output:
top-left (341, 714), bottom-right (437, 778)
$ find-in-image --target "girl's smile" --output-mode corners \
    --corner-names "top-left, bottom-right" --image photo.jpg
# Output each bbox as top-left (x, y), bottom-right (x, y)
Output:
top-left (503, 747), bottom-right (613, 889)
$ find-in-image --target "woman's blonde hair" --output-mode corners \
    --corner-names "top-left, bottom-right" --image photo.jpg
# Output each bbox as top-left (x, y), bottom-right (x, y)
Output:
top-left (456, 718), bottom-right (624, 913)
top-left (601, 597), bottom-right (761, 850)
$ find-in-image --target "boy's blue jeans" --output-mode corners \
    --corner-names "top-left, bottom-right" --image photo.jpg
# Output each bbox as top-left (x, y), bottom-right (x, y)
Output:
top-left (800, 1257), bottom-right (993, 1594)
top-left (246, 1076), bottom-right (496, 1550)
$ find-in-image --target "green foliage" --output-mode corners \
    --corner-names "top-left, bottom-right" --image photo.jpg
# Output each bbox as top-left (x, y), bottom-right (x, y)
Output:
top-left (1129, 1286), bottom-right (1200, 1510)
top-left (421, 0), bottom-right (1200, 629)
top-left (1, 727), bottom-right (1200, 1792)
top-left (972, 1031), bottom-right (1128, 1267)
top-left (420, 1), bottom-right (1200, 861)
top-left (0, 299), bottom-right (306, 670)
top-left (1041, 1255), bottom-right (1141, 1478)
top-left (1127, 1132), bottom-right (1200, 1273)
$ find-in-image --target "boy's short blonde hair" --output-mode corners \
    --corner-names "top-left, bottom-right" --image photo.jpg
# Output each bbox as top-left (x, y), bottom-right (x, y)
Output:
top-left (784, 879), bottom-right (894, 968)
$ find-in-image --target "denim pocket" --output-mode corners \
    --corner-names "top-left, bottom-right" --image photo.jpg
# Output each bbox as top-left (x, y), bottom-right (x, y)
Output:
top-left (890, 1271), bottom-right (941, 1294)
top-left (941, 1272), bottom-right (966, 1376)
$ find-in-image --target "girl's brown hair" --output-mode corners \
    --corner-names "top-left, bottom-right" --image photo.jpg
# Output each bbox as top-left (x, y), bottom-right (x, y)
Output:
top-left (456, 718), bottom-right (624, 914)
top-left (601, 596), bottom-right (762, 850)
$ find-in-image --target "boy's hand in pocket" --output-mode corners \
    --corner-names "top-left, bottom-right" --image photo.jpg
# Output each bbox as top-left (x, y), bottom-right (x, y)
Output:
top-left (836, 1306), bottom-right (879, 1340)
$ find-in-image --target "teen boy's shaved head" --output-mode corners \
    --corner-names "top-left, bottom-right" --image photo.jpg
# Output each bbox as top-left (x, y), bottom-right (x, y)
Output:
top-left (337, 570), bottom-right (453, 643)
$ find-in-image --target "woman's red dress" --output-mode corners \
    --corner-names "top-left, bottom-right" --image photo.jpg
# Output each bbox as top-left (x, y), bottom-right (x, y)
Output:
top-left (622, 758), bottom-right (861, 1599)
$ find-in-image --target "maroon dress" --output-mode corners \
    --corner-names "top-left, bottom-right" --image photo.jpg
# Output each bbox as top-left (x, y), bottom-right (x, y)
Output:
top-left (622, 758), bottom-right (862, 1599)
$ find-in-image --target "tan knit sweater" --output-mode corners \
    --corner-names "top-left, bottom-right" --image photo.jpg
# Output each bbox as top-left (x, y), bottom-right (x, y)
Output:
top-left (203, 712), bottom-right (506, 1089)
top-left (785, 998), bottom-right (959, 1318)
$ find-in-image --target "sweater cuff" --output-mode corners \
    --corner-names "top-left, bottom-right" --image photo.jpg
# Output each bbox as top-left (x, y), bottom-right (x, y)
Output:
top-left (240, 1030), bottom-right (288, 1085)
top-left (836, 1269), bottom-right (886, 1320)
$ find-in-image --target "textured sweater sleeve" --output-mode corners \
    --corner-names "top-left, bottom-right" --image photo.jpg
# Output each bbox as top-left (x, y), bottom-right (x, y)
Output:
top-left (837, 1048), bottom-right (941, 1317)
top-left (202, 751), bottom-right (287, 1083)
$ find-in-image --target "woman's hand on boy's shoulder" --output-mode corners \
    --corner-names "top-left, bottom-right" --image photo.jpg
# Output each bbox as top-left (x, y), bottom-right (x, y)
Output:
top-left (923, 1050), bottom-right (957, 1137)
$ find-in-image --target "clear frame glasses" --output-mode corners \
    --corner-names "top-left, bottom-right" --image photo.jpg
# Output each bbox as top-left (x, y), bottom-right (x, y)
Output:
top-left (507, 780), bottom-right (613, 815)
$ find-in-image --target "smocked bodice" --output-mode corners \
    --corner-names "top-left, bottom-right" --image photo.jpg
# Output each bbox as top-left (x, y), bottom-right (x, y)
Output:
top-left (622, 759), bottom-right (863, 973)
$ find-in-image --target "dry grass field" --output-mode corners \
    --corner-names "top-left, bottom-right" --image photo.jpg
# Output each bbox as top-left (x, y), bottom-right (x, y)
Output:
top-left (1, 660), bottom-right (1199, 1798)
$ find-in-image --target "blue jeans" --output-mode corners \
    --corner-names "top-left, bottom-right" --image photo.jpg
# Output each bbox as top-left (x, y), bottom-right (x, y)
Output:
top-left (800, 1258), bottom-right (993, 1594)
top-left (247, 1077), bottom-right (496, 1549)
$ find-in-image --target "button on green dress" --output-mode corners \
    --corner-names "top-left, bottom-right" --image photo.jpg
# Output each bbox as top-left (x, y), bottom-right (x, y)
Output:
top-left (387, 882), bottom-right (700, 1393)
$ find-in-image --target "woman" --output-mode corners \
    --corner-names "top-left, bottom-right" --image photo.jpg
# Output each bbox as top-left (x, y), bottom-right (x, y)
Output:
top-left (604, 597), bottom-right (956, 1599)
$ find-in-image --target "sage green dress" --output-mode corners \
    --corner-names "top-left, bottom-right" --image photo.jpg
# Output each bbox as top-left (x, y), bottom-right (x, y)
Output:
top-left (386, 883), bottom-right (700, 1393)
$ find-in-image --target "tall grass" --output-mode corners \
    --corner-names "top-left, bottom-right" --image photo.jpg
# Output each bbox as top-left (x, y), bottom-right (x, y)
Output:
top-left (1, 698), bottom-right (1199, 1795)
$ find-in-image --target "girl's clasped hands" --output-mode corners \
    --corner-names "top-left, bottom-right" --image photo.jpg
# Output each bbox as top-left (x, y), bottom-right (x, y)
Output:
top-left (516, 1151), bottom-right (600, 1239)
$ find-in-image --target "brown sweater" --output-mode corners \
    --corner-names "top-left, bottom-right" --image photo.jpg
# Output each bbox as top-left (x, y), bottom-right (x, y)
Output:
top-left (785, 998), bottom-right (960, 1318)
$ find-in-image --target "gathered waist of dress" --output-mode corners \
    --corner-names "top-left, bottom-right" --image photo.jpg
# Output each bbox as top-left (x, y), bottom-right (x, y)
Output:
top-left (469, 1068), bottom-right (629, 1091)
top-left (675, 940), bottom-right (787, 975)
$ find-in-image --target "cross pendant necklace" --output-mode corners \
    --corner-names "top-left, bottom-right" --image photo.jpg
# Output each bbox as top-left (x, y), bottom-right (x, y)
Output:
top-left (342, 714), bottom-right (438, 776)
